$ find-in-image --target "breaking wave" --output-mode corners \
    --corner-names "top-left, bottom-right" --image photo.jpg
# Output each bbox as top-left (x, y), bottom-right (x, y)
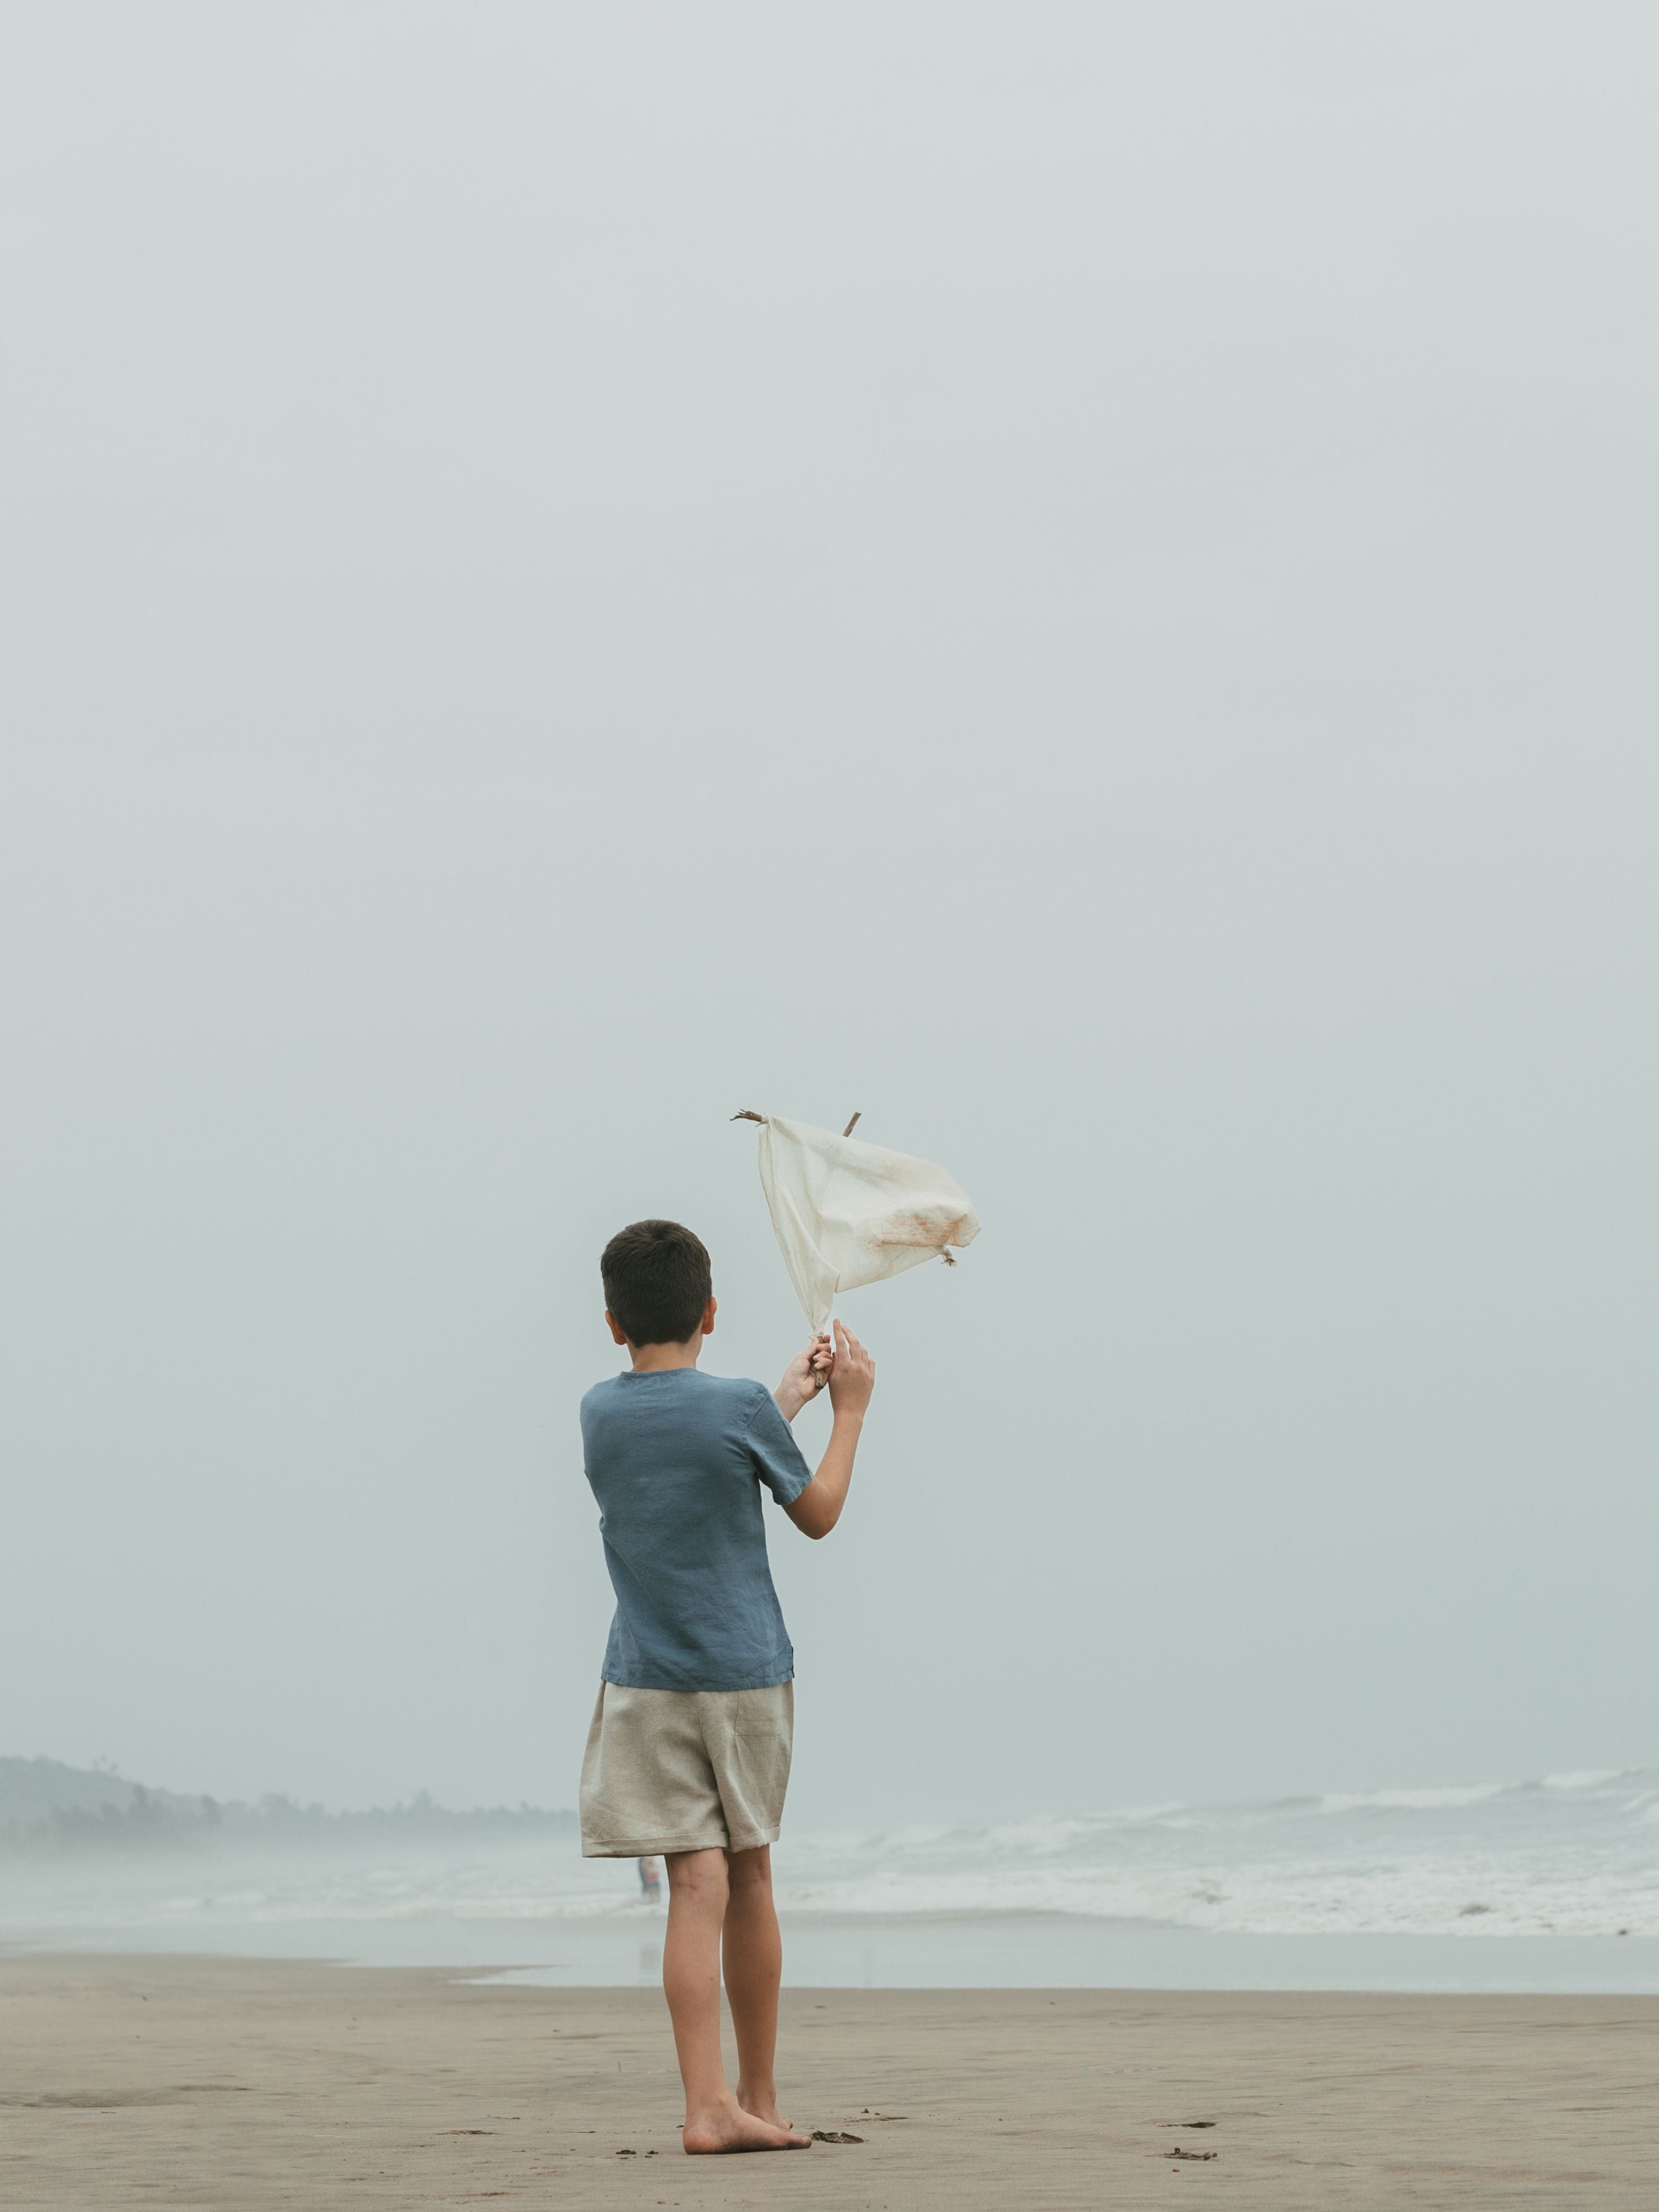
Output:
top-left (4, 1768), bottom-right (1655, 1942)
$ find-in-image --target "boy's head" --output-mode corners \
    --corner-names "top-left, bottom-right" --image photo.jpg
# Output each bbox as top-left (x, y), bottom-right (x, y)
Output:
top-left (601, 1219), bottom-right (714, 1347)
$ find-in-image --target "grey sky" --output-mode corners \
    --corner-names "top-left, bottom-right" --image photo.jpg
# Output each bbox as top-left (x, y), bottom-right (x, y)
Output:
top-left (2, 3), bottom-right (1655, 1827)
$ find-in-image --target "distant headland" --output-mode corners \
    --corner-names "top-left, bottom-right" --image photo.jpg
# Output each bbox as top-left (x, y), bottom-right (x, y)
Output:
top-left (0, 1756), bottom-right (575, 1855)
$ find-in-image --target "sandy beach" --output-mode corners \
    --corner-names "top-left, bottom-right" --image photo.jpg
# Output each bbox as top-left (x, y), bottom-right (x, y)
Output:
top-left (1, 1953), bottom-right (1653, 2208)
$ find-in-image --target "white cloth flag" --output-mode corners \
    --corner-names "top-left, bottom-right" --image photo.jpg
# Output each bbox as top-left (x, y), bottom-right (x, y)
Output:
top-left (746, 1113), bottom-right (980, 1333)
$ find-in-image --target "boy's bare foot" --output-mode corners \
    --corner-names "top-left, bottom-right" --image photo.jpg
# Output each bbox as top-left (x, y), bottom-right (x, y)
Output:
top-left (736, 2085), bottom-right (794, 2131)
top-left (683, 2099), bottom-right (810, 2154)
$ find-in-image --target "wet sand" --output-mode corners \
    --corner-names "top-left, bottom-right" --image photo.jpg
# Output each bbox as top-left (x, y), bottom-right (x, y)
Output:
top-left (1, 1952), bottom-right (1653, 2208)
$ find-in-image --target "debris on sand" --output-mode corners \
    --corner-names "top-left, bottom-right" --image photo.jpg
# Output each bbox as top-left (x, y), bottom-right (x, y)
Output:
top-left (811, 2130), bottom-right (865, 2144)
top-left (1168, 2148), bottom-right (1218, 2161)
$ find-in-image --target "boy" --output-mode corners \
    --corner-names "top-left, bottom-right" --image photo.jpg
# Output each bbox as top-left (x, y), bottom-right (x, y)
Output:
top-left (578, 1218), bottom-right (875, 2154)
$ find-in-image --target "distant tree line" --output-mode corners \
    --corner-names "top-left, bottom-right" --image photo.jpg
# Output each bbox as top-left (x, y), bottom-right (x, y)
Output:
top-left (0, 1784), bottom-right (576, 1856)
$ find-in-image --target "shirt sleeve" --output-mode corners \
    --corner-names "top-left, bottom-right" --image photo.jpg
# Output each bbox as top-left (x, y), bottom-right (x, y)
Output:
top-left (742, 1387), bottom-right (814, 1505)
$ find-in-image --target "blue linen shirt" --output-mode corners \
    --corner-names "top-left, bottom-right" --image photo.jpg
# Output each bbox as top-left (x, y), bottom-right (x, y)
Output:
top-left (581, 1368), bottom-right (813, 1692)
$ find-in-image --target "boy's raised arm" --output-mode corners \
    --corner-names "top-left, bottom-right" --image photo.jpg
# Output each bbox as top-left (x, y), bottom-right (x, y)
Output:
top-left (782, 1321), bottom-right (875, 1540)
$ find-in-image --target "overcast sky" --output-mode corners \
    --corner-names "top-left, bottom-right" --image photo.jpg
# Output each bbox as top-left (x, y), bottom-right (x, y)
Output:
top-left (2, 2), bottom-right (1655, 1827)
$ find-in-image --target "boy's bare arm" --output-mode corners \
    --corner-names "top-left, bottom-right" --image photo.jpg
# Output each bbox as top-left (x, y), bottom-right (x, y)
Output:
top-left (782, 1321), bottom-right (875, 1540)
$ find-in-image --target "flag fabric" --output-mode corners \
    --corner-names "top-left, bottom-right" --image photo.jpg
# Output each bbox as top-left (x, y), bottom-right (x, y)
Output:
top-left (744, 1113), bottom-right (980, 1332)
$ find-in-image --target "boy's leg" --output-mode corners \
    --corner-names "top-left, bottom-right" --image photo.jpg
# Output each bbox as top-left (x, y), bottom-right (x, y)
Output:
top-left (662, 1848), bottom-right (808, 2154)
top-left (722, 1845), bottom-right (789, 2128)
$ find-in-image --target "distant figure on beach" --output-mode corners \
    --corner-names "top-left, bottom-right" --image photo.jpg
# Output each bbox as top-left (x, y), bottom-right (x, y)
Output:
top-left (637, 1855), bottom-right (661, 1902)
top-left (578, 1218), bottom-right (875, 2154)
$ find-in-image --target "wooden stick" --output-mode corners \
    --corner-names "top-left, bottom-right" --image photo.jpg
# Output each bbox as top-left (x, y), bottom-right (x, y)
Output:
top-left (730, 1110), bottom-right (765, 1123)
top-left (842, 1112), bottom-right (862, 1137)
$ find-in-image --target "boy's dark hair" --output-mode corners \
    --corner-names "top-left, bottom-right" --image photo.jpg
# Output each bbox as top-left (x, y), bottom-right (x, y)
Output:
top-left (601, 1219), bottom-right (713, 1345)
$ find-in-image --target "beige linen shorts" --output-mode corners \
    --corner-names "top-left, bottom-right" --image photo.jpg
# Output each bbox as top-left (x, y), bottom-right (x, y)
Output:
top-left (579, 1679), bottom-right (794, 1858)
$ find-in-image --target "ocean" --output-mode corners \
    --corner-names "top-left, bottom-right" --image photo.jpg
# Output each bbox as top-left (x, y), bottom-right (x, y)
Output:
top-left (6, 1767), bottom-right (1656, 1992)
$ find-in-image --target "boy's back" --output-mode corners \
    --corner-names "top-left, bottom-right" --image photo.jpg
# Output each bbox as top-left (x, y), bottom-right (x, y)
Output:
top-left (581, 1368), bottom-right (810, 1692)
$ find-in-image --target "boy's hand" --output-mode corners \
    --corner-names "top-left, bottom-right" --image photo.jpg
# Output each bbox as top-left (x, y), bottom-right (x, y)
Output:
top-left (773, 1334), bottom-right (834, 1423)
top-left (826, 1320), bottom-right (874, 1420)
